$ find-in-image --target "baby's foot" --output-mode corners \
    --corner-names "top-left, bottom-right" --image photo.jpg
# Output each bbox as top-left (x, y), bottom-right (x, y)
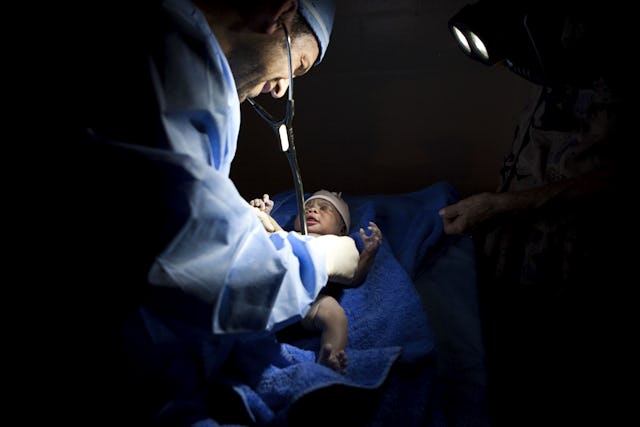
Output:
top-left (317, 343), bottom-right (348, 374)
top-left (336, 350), bottom-right (348, 373)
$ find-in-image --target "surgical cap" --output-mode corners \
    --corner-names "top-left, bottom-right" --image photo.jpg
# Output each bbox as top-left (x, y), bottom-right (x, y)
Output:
top-left (306, 190), bottom-right (350, 232)
top-left (298, 0), bottom-right (336, 65)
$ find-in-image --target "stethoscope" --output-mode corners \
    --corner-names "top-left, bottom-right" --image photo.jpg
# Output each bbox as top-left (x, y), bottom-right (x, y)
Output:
top-left (247, 23), bottom-right (308, 235)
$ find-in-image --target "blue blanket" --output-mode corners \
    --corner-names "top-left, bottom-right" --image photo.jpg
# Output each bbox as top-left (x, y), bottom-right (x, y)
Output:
top-left (220, 182), bottom-right (462, 426)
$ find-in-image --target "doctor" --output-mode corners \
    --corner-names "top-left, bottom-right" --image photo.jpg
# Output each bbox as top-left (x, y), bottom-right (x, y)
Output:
top-left (50, 0), bottom-right (356, 425)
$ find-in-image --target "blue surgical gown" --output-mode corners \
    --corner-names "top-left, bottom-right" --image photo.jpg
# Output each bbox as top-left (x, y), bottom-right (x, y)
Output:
top-left (38, 0), bottom-right (332, 424)
top-left (94, 0), bottom-right (329, 332)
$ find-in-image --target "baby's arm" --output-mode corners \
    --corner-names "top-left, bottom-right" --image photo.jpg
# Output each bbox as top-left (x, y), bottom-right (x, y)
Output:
top-left (348, 221), bottom-right (382, 286)
top-left (249, 194), bottom-right (281, 232)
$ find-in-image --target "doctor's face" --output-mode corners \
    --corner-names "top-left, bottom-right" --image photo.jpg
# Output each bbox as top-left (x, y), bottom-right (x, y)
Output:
top-left (230, 23), bottom-right (320, 103)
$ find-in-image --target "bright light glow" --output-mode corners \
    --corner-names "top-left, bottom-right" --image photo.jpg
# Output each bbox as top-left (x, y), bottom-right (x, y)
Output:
top-left (278, 124), bottom-right (289, 152)
top-left (452, 26), bottom-right (471, 54)
top-left (469, 31), bottom-right (489, 61)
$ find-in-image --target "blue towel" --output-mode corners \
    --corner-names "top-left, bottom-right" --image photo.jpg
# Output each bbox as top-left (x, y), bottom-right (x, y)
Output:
top-left (217, 182), bottom-right (461, 426)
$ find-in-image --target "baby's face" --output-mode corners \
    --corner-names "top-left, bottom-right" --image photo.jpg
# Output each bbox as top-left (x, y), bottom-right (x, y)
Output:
top-left (294, 199), bottom-right (345, 236)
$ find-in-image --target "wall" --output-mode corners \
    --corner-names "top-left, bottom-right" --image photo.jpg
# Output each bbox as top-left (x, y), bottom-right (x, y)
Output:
top-left (231, 0), bottom-right (532, 199)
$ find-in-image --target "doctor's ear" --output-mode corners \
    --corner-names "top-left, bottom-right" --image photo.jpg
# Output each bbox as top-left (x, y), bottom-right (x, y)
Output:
top-left (248, 0), bottom-right (299, 35)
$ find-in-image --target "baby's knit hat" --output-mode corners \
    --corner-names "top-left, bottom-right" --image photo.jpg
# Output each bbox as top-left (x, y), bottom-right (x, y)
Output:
top-left (305, 189), bottom-right (350, 231)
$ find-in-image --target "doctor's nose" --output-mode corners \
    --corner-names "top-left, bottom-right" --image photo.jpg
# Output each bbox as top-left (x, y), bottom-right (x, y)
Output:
top-left (270, 78), bottom-right (290, 98)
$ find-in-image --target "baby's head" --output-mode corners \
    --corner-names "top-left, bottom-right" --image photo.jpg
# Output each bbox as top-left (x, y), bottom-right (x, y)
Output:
top-left (294, 190), bottom-right (350, 236)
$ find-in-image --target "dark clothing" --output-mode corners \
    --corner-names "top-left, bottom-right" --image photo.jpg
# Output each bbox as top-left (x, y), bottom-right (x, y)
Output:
top-left (476, 77), bottom-right (631, 426)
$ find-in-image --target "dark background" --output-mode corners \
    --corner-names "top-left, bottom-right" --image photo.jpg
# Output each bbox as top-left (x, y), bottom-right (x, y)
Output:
top-left (231, 0), bottom-right (532, 200)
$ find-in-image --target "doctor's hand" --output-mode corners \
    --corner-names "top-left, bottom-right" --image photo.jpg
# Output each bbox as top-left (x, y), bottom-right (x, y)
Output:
top-left (252, 207), bottom-right (282, 233)
top-left (249, 194), bottom-right (274, 214)
top-left (438, 192), bottom-right (505, 235)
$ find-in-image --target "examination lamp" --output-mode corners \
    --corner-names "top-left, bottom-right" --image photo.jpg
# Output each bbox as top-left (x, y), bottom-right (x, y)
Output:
top-left (448, 0), bottom-right (568, 86)
top-left (247, 24), bottom-right (308, 235)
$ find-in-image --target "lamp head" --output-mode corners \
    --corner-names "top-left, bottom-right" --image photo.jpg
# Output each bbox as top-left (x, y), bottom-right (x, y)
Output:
top-left (449, 0), bottom-right (615, 87)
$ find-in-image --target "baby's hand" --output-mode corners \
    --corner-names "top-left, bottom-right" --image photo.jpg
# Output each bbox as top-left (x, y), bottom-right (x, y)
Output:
top-left (359, 221), bottom-right (382, 254)
top-left (249, 194), bottom-right (274, 214)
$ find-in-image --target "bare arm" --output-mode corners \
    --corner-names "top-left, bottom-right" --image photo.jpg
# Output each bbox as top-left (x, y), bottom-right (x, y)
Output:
top-left (249, 194), bottom-right (283, 232)
top-left (438, 168), bottom-right (618, 235)
top-left (346, 221), bottom-right (382, 287)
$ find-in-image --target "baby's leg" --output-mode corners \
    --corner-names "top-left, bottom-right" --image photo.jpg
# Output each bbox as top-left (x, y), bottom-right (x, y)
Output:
top-left (302, 295), bottom-right (349, 373)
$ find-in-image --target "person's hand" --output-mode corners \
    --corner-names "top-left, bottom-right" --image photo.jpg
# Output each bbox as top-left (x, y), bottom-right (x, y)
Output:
top-left (438, 192), bottom-right (503, 235)
top-left (249, 194), bottom-right (274, 214)
top-left (359, 221), bottom-right (382, 255)
top-left (252, 207), bottom-right (282, 233)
